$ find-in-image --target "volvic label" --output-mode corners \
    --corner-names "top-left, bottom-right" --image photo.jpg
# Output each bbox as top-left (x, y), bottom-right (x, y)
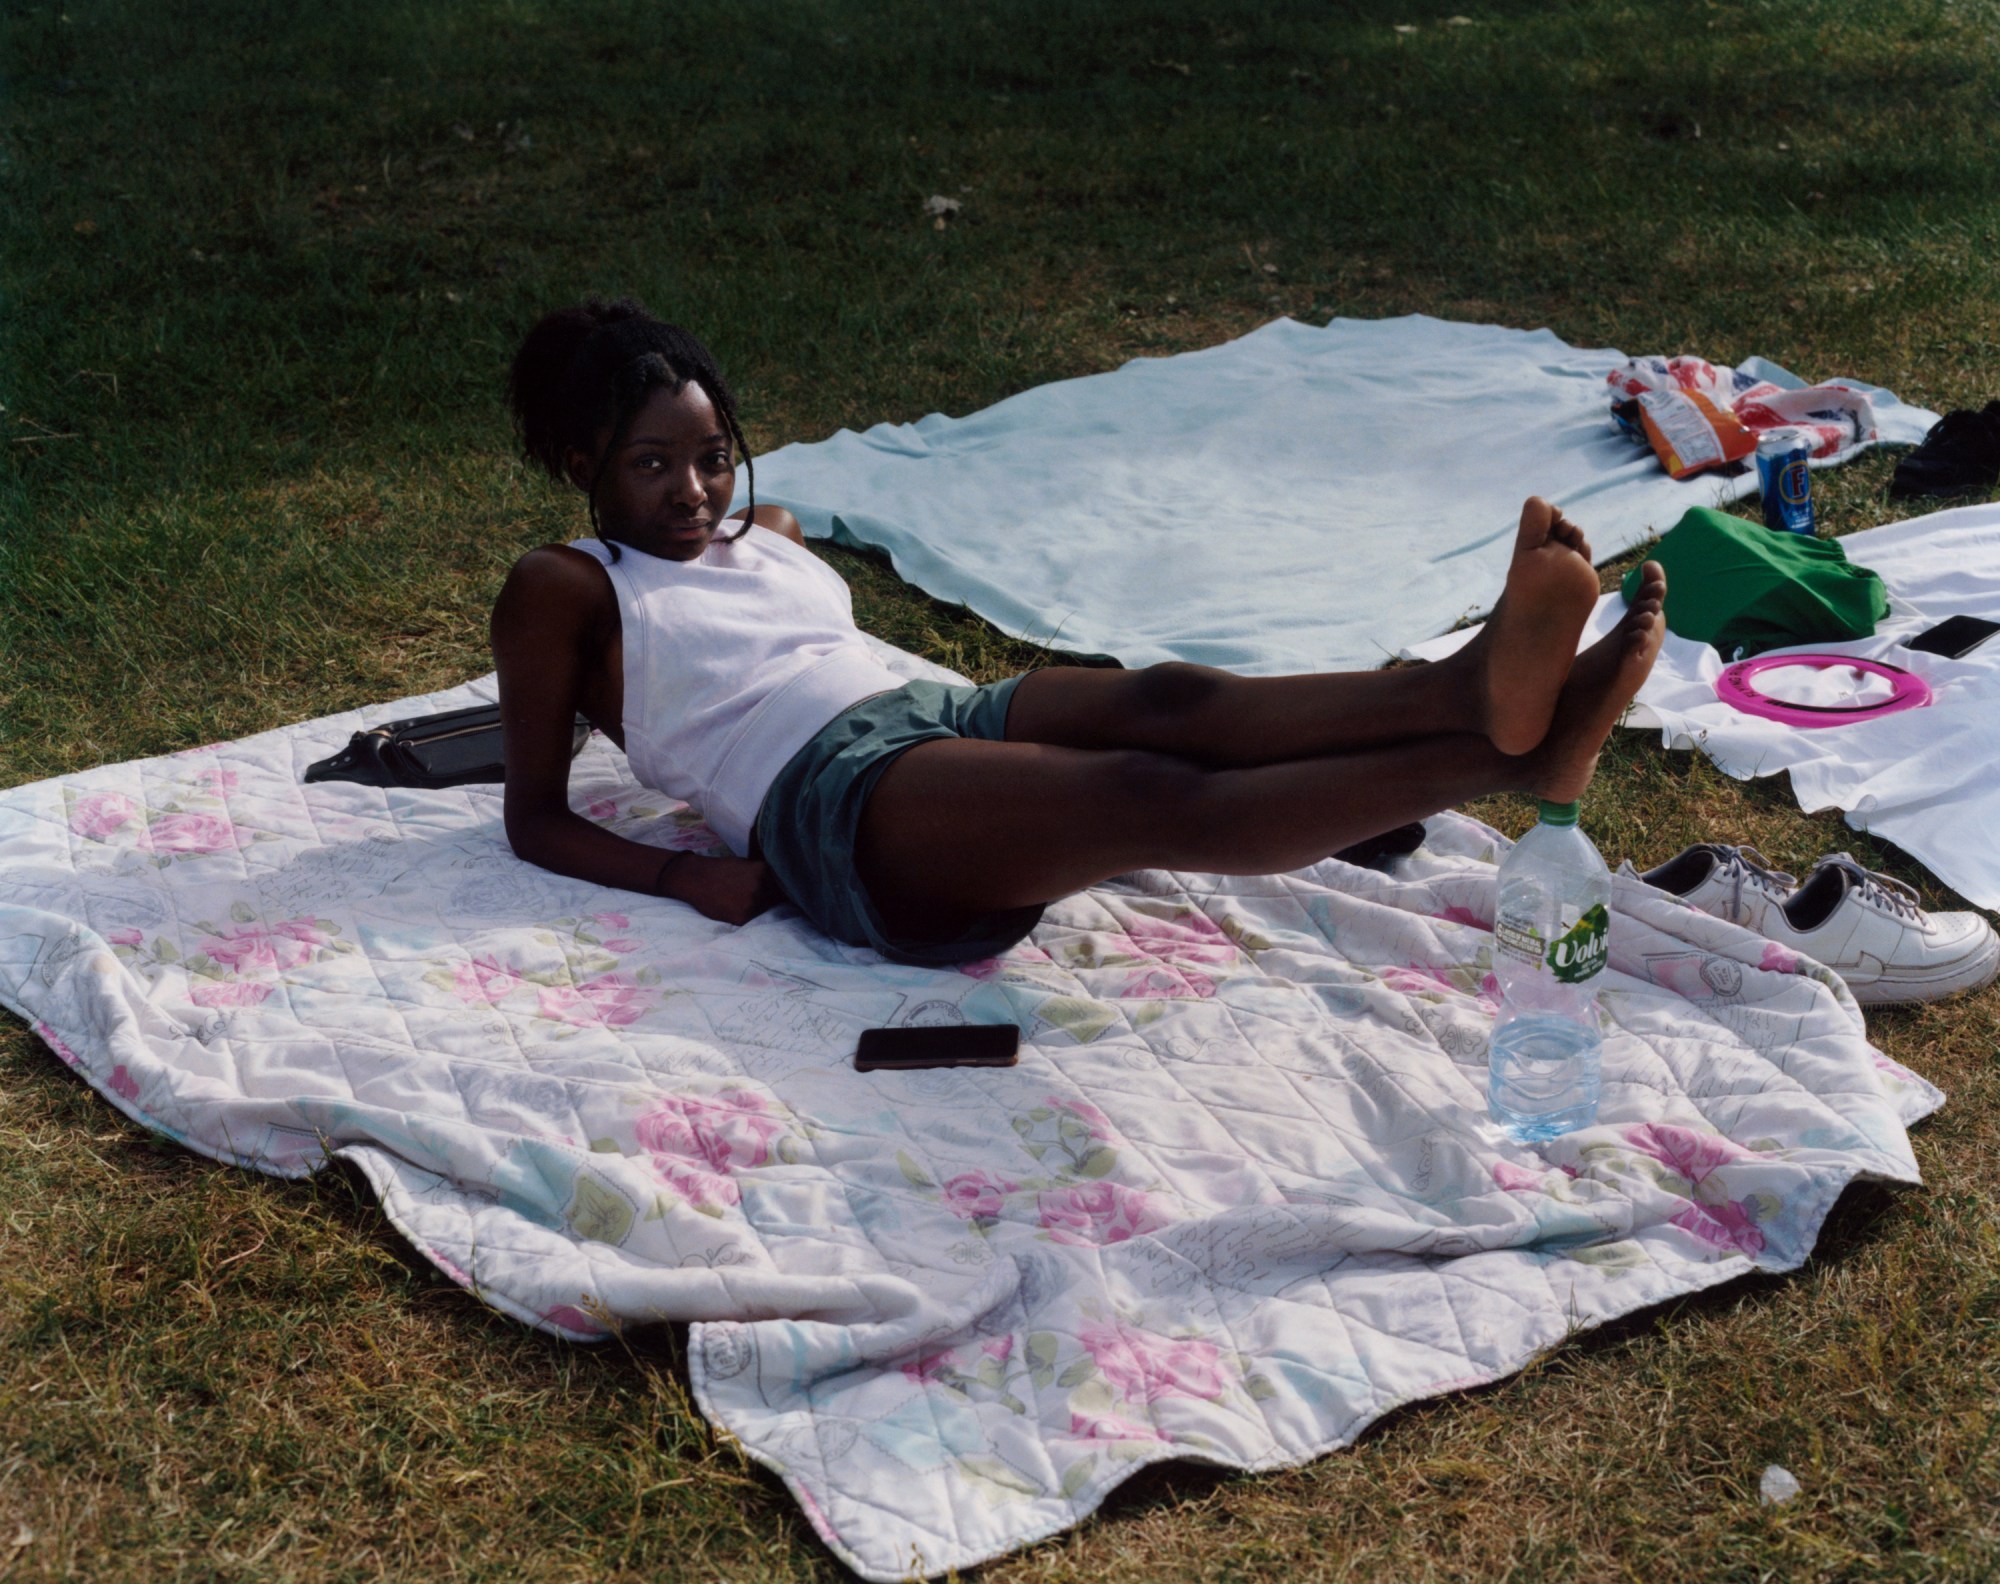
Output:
top-left (1546, 903), bottom-right (1610, 984)
top-left (1495, 914), bottom-right (1545, 966)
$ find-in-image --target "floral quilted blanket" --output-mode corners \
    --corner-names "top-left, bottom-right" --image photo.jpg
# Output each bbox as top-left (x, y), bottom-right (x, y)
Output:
top-left (0, 658), bottom-right (1941, 1581)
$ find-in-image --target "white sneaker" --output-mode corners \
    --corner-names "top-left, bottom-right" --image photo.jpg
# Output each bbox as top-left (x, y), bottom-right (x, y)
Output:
top-left (1762, 853), bottom-right (2000, 1006)
top-left (1633, 843), bottom-right (1799, 930)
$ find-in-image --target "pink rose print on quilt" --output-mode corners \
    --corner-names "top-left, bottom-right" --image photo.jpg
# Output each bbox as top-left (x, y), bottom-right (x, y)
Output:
top-left (941, 1170), bottom-right (1017, 1221)
top-left (199, 918), bottom-right (336, 974)
top-left (638, 1090), bottom-right (785, 1171)
top-left (1620, 1123), bottom-right (1768, 1256)
top-left (978, 1335), bottom-right (1014, 1366)
top-left (1036, 1181), bottom-right (1170, 1246)
top-left (900, 1348), bottom-right (959, 1386)
top-left (1380, 961), bottom-right (1500, 1008)
top-left (536, 973), bottom-right (654, 1029)
top-left (635, 1089), bottom-right (788, 1214)
top-left (1670, 1197), bottom-right (1767, 1256)
top-left (901, 1335), bottom-right (1016, 1387)
top-left (1621, 1123), bottom-right (1753, 1188)
top-left (141, 811), bottom-right (238, 856)
top-left (1379, 963), bottom-right (1459, 998)
top-left (69, 791), bottom-right (139, 841)
top-left (1492, 1160), bottom-right (1548, 1194)
top-left (652, 1158), bottom-right (740, 1214)
top-left (1068, 1409), bottom-right (1172, 1444)
top-left (34, 1022), bottom-right (83, 1068)
top-left (1053, 1096), bottom-right (1112, 1138)
top-left (1077, 1322), bottom-right (1230, 1404)
top-left (956, 942), bottom-right (1056, 980)
top-left (1115, 964), bottom-right (1217, 999)
top-left (447, 956), bottom-right (528, 1006)
top-left (664, 820), bottom-right (724, 852)
top-left (891, 1336), bottom-right (1042, 1449)
top-left (190, 981), bottom-right (276, 1008)
top-left (586, 911), bottom-right (643, 953)
top-left (1492, 1159), bottom-right (1582, 1194)
top-left (1101, 909), bottom-right (1242, 999)
top-left (1759, 942), bottom-right (1801, 974)
top-left (904, 1336), bottom-right (1016, 1384)
top-left (185, 917), bottom-right (342, 1009)
top-left (1011, 1098), bottom-right (1174, 1236)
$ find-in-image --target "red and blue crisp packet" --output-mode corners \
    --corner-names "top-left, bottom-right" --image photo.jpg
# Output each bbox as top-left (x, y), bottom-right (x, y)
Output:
top-left (1607, 355), bottom-right (1882, 479)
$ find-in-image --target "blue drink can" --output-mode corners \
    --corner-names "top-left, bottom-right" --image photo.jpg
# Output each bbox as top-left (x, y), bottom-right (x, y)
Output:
top-left (1756, 427), bottom-right (1816, 535)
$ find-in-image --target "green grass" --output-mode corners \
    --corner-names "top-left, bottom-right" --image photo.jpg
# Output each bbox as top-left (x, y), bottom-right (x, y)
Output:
top-left (4, 0), bottom-right (2000, 1577)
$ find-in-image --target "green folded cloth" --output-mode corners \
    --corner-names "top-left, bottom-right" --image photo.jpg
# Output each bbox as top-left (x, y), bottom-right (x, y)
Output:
top-left (1621, 506), bottom-right (1889, 659)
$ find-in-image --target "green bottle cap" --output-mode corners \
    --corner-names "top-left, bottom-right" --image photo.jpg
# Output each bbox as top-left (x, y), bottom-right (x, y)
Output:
top-left (1538, 799), bottom-right (1580, 826)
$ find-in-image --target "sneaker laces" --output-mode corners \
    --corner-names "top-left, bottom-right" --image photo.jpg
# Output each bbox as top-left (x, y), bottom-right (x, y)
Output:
top-left (1808, 852), bottom-right (1926, 923)
top-left (1713, 845), bottom-right (1796, 922)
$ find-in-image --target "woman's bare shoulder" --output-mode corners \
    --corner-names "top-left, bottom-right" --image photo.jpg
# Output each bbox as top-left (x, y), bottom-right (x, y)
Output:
top-left (505, 541), bottom-right (614, 592)
top-left (493, 543), bottom-right (614, 632)
top-left (736, 504), bottom-right (805, 547)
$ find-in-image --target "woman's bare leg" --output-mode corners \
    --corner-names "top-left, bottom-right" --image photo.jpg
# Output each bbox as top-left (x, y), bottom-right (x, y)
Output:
top-left (858, 565), bottom-right (1665, 936)
top-left (1005, 497), bottom-right (1604, 767)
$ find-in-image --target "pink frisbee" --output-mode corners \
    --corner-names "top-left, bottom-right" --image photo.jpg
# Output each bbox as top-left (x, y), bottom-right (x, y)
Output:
top-left (1714, 653), bottom-right (1932, 728)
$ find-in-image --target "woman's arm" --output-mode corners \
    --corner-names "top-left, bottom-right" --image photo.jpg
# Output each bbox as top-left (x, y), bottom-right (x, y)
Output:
top-left (491, 546), bottom-right (784, 926)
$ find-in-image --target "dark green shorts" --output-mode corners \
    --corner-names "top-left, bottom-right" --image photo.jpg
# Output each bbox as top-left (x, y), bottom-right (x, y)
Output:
top-left (753, 676), bottom-right (1045, 966)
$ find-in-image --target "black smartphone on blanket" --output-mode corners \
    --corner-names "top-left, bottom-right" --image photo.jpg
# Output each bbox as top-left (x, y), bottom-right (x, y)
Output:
top-left (855, 1024), bottom-right (1020, 1071)
top-left (1903, 614), bottom-right (2000, 659)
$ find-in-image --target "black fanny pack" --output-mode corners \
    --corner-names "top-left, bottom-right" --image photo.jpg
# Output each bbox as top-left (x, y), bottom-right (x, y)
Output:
top-left (303, 703), bottom-right (590, 789)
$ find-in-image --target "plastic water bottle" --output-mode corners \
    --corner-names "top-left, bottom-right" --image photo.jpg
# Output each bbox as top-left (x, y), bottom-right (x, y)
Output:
top-left (1488, 799), bottom-right (1610, 1141)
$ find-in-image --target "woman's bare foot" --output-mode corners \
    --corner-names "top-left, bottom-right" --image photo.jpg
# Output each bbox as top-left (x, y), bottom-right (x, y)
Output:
top-left (1458, 497), bottom-right (1604, 756)
top-left (1528, 561), bottom-right (1668, 804)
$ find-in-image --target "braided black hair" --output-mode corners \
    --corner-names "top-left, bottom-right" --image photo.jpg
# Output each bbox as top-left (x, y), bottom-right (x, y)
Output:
top-left (505, 297), bottom-right (754, 556)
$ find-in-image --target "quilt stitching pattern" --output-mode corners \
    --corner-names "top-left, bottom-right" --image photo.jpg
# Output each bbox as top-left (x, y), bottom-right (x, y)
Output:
top-left (0, 668), bottom-right (1942, 1583)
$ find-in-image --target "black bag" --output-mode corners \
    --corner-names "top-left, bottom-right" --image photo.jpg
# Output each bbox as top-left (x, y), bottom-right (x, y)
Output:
top-left (1333, 821), bottom-right (1428, 871)
top-left (303, 703), bottom-right (590, 789)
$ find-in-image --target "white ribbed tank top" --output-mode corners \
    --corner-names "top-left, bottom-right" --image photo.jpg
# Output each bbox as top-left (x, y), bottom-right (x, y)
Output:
top-left (571, 527), bottom-right (906, 856)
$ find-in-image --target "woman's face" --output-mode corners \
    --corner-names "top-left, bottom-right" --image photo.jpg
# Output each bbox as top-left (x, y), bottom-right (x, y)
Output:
top-left (569, 380), bottom-right (737, 561)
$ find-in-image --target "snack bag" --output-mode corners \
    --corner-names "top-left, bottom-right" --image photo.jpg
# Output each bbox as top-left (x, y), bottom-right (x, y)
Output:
top-left (1636, 387), bottom-right (1758, 479)
top-left (1733, 383), bottom-right (1877, 459)
top-left (1605, 353), bottom-right (1888, 477)
top-left (1607, 355), bottom-right (1736, 403)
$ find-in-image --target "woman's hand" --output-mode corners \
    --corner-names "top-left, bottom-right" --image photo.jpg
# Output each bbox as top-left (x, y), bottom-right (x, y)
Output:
top-left (655, 852), bottom-right (788, 926)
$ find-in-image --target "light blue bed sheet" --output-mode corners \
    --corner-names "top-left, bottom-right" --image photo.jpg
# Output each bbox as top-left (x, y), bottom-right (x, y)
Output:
top-left (749, 314), bottom-right (1934, 674)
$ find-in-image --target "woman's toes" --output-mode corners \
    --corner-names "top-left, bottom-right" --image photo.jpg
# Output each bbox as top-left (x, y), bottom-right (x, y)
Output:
top-left (1542, 508), bottom-right (1593, 563)
top-left (1516, 495), bottom-right (1556, 549)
